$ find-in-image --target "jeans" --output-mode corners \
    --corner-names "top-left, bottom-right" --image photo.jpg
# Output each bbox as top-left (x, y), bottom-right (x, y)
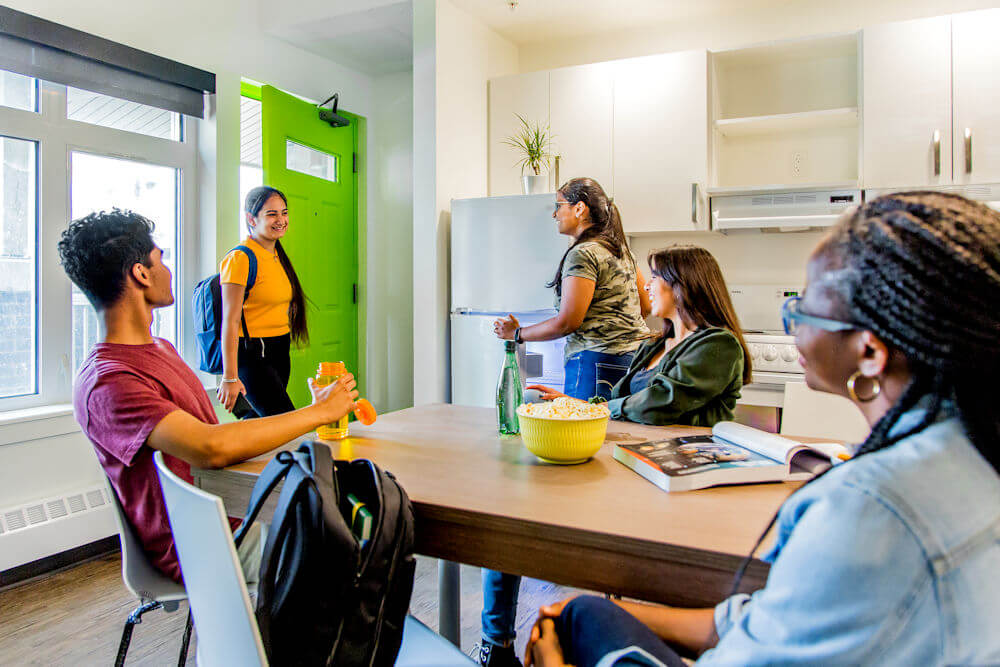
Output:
top-left (555, 596), bottom-right (686, 667)
top-left (563, 350), bottom-right (634, 401)
top-left (481, 569), bottom-right (521, 646)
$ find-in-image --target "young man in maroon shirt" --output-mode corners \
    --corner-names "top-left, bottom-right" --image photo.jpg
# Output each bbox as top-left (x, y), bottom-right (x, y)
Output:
top-left (59, 209), bottom-right (357, 582)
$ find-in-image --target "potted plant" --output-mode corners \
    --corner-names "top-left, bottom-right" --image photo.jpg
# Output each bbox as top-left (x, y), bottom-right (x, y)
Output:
top-left (503, 113), bottom-right (553, 195)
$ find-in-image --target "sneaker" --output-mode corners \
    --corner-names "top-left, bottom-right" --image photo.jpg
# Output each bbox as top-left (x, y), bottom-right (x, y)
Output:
top-left (479, 642), bottom-right (523, 667)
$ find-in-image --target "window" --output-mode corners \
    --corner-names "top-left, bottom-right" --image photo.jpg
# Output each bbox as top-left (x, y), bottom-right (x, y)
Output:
top-left (70, 153), bottom-right (179, 371)
top-left (239, 95), bottom-right (263, 233)
top-left (0, 136), bottom-right (38, 399)
top-left (286, 140), bottom-right (337, 182)
top-left (67, 87), bottom-right (182, 140)
top-left (0, 71), bottom-right (197, 411)
top-left (0, 71), bottom-right (37, 112)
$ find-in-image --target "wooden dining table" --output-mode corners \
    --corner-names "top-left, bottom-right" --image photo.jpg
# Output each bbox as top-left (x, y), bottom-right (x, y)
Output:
top-left (193, 403), bottom-right (802, 645)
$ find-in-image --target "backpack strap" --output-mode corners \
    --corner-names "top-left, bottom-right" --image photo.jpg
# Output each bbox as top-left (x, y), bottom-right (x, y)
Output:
top-left (295, 441), bottom-right (344, 531)
top-left (232, 449), bottom-right (296, 547)
top-left (231, 245), bottom-right (258, 342)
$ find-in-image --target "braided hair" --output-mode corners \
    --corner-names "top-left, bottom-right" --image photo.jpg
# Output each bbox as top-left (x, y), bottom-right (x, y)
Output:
top-left (731, 191), bottom-right (1000, 594)
top-left (547, 177), bottom-right (636, 297)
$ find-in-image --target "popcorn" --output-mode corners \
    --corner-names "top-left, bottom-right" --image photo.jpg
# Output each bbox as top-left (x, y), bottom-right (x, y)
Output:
top-left (517, 396), bottom-right (611, 420)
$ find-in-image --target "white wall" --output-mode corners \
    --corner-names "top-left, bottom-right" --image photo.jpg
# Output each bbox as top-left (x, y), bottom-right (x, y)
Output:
top-left (518, 0), bottom-right (1000, 72)
top-left (412, 0), bottom-right (518, 403)
top-left (0, 0), bottom-right (411, 569)
top-left (369, 71), bottom-right (415, 412)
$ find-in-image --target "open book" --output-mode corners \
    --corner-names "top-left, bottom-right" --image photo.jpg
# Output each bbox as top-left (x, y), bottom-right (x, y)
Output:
top-left (613, 422), bottom-right (851, 493)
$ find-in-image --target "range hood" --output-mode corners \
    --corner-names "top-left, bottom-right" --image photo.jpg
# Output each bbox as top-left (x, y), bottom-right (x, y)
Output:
top-left (709, 184), bottom-right (862, 233)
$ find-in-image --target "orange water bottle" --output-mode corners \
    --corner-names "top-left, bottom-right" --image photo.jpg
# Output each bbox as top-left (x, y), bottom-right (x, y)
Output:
top-left (316, 361), bottom-right (350, 440)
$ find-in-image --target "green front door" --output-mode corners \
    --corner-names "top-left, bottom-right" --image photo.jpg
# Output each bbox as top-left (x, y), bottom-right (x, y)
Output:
top-left (261, 85), bottom-right (358, 408)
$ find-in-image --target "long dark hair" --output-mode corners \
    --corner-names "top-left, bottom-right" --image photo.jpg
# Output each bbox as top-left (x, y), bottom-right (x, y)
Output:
top-left (244, 186), bottom-right (309, 346)
top-left (648, 245), bottom-right (752, 385)
top-left (731, 191), bottom-right (1000, 594)
top-left (547, 177), bottom-right (635, 296)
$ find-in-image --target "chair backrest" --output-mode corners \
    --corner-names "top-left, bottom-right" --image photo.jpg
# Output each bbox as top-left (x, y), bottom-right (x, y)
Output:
top-left (154, 452), bottom-right (268, 667)
top-left (781, 381), bottom-right (871, 443)
top-left (106, 481), bottom-right (186, 602)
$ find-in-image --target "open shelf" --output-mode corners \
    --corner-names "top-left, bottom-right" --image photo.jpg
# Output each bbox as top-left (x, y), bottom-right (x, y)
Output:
top-left (715, 107), bottom-right (858, 138)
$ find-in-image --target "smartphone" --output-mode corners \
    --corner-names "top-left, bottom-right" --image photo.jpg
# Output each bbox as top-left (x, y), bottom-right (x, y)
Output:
top-left (231, 393), bottom-right (256, 420)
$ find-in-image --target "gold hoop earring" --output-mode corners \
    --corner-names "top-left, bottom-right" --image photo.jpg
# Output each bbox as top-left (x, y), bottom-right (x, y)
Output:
top-left (847, 371), bottom-right (881, 403)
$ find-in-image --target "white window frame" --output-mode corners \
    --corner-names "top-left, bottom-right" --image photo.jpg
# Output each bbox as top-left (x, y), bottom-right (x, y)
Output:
top-left (0, 80), bottom-right (198, 412)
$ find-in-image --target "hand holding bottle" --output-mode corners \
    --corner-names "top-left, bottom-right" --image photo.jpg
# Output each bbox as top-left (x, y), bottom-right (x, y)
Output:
top-left (308, 373), bottom-right (359, 426)
top-left (493, 314), bottom-right (520, 340)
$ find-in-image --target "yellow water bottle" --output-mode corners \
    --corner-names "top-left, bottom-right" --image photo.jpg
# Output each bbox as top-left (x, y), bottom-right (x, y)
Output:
top-left (315, 361), bottom-right (350, 440)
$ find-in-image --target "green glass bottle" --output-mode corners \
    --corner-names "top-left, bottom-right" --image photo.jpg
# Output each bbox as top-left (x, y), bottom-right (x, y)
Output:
top-left (496, 340), bottom-right (524, 435)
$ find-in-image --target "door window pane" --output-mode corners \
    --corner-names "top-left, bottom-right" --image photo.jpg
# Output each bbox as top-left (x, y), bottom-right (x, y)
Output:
top-left (0, 70), bottom-right (36, 112)
top-left (286, 140), bottom-right (337, 182)
top-left (71, 153), bottom-right (178, 370)
top-left (67, 87), bottom-right (182, 141)
top-left (0, 137), bottom-right (37, 398)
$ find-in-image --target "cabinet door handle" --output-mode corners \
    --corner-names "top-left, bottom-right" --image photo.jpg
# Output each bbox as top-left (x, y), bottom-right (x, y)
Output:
top-left (933, 130), bottom-right (941, 177)
top-left (554, 155), bottom-right (561, 188)
top-left (965, 128), bottom-right (972, 174)
top-left (691, 182), bottom-right (699, 224)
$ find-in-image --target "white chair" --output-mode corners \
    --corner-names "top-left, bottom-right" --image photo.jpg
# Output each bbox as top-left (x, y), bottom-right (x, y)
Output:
top-left (781, 381), bottom-right (871, 443)
top-left (153, 451), bottom-right (472, 666)
top-left (106, 482), bottom-right (191, 667)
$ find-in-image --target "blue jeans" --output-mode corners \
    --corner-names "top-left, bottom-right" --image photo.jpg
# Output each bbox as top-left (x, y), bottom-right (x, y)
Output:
top-left (563, 350), bottom-right (634, 401)
top-left (555, 596), bottom-right (686, 667)
top-left (482, 569), bottom-right (521, 646)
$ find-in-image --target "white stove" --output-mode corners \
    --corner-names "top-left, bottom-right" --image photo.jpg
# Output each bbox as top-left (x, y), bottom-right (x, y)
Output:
top-left (729, 285), bottom-right (806, 406)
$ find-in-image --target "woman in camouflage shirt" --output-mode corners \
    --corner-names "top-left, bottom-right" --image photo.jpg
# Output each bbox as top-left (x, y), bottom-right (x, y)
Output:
top-left (494, 177), bottom-right (651, 402)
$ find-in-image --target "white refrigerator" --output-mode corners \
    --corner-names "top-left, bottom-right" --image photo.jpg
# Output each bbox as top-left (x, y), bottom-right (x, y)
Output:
top-left (450, 194), bottom-right (568, 408)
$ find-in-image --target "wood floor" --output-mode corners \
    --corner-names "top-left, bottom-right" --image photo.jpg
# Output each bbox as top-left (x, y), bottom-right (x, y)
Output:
top-left (0, 551), bottom-right (579, 665)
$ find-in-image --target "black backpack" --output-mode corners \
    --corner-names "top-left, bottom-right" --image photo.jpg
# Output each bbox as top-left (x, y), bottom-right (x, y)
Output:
top-left (233, 441), bottom-right (416, 666)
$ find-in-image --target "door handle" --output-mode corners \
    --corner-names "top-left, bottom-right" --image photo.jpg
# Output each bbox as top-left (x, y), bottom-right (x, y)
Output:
top-left (933, 130), bottom-right (941, 177)
top-left (554, 155), bottom-right (561, 188)
top-left (964, 128), bottom-right (972, 174)
top-left (691, 182), bottom-right (699, 224)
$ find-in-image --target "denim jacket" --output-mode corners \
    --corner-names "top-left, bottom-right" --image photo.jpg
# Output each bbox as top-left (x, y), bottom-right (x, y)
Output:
top-left (604, 402), bottom-right (1000, 666)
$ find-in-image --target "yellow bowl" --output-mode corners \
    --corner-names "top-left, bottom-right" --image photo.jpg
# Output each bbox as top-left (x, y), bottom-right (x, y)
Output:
top-left (517, 412), bottom-right (609, 464)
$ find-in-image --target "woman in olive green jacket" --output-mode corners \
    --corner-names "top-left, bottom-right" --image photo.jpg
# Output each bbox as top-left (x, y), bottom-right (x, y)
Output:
top-left (532, 245), bottom-right (751, 427)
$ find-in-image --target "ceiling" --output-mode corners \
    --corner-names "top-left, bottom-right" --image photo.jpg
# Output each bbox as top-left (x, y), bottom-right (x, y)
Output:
top-left (263, 0), bottom-right (789, 75)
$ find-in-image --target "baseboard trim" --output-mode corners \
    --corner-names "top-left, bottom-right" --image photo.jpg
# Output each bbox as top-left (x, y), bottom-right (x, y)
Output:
top-left (0, 535), bottom-right (120, 590)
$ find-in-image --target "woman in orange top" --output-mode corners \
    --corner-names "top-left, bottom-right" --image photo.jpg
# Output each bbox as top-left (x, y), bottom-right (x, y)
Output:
top-left (217, 186), bottom-right (309, 417)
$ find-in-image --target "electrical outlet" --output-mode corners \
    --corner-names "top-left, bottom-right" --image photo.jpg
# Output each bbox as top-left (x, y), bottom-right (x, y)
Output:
top-left (792, 151), bottom-right (804, 175)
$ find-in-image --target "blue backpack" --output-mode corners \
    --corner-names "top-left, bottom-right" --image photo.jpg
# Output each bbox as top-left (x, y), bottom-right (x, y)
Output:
top-left (192, 245), bottom-right (257, 374)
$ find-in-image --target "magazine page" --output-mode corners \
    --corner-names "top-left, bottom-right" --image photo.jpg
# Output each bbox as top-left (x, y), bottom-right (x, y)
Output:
top-left (711, 422), bottom-right (801, 463)
top-left (621, 435), bottom-right (782, 478)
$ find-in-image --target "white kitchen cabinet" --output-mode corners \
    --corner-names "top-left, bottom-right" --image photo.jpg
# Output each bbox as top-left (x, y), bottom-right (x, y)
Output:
top-left (488, 71), bottom-right (550, 197)
top-left (613, 50), bottom-right (709, 234)
top-left (862, 16), bottom-right (953, 189)
top-left (952, 9), bottom-right (1000, 184)
top-left (548, 62), bottom-right (614, 194)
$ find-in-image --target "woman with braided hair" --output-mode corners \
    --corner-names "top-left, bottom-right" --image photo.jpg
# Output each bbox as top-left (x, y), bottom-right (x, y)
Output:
top-left (521, 192), bottom-right (1000, 667)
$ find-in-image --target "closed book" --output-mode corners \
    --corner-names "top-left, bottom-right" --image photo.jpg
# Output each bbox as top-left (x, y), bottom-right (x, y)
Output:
top-left (613, 422), bottom-right (849, 493)
top-left (347, 493), bottom-right (373, 544)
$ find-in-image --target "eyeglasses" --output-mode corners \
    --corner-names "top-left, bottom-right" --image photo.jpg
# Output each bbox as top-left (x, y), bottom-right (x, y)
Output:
top-left (554, 201), bottom-right (571, 213)
top-left (781, 296), bottom-right (856, 335)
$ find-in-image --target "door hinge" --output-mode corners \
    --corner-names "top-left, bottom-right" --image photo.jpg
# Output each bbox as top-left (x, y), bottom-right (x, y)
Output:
top-left (353, 283), bottom-right (357, 304)
top-left (352, 152), bottom-right (357, 173)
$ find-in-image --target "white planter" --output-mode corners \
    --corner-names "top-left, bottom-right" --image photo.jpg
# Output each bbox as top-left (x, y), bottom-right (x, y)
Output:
top-left (522, 174), bottom-right (546, 195)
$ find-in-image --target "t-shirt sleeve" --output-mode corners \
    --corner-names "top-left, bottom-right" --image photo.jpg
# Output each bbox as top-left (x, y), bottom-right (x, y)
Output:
top-left (562, 243), bottom-right (600, 282)
top-left (219, 248), bottom-right (250, 286)
top-left (85, 370), bottom-right (187, 466)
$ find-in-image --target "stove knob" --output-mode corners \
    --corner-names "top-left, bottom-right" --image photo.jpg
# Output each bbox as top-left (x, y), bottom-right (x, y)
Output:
top-left (781, 345), bottom-right (798, 362)
top-left (749, 344), bottom-right (762, 359)
top-left (763, 345), bottom-right (778, 361)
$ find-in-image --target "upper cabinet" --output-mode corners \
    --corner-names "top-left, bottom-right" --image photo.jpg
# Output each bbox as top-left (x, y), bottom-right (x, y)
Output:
top-left (613, 50), bottom-right (709, 233)
top-left (862, 17), bottom-right (953, 188)
top-left (952, 9), bottom-right (1000, 184)
top-left (488, 71), bottom-right (549, 197)
top-left (549, 63), bottom-right (614, 195)
top-left (863, 9), bottom-right (1000, 188)
top-left (710, 35), bottom-right (860, 190)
